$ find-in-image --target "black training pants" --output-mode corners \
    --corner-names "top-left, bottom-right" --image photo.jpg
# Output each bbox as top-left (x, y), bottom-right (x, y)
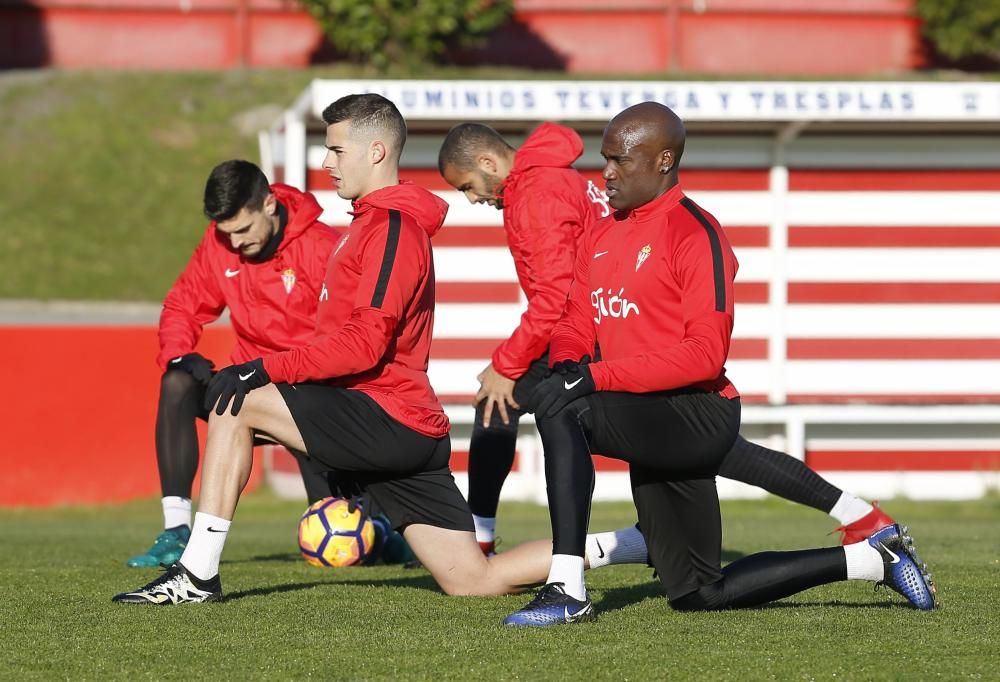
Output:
top-left (537, 389), bottom-right (846, 606)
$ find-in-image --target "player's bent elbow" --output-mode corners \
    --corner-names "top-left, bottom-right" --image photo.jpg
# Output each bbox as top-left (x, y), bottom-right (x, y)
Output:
top-left (686, 346), bottom-right (729, 385)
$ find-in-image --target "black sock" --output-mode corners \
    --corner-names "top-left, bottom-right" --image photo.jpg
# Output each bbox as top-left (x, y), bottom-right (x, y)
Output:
top-left (155, 371), bottom-right (203, 498)
top-left (466, 402), bottom-right (519, 518)
top-left (718, 436), bottom-right (841, 513)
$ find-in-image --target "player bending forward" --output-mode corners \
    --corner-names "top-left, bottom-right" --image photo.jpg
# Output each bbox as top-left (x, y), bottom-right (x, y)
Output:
top-left (127, 160), bottom-right (338, 568)
top-left (437, 122), bottom-right (904, 560)
top-left (112, 94), bottom-right (639, 605)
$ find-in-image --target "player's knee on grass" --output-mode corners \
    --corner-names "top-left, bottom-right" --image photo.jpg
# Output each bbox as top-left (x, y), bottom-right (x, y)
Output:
top-left (669, 582), bottom-right (727, 612)
top-left (424, 554), bottom-right (493, 597)
top-left (436, 574), bottom-right (486, 597)
top-left (403, 525), bottom-right (494, 596)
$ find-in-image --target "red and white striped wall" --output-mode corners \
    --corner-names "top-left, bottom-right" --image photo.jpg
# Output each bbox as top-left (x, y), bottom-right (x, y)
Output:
top-left (303, 162), bottom-right (1000, 403)
top-left (261, 154), bottom-right (1000, 502)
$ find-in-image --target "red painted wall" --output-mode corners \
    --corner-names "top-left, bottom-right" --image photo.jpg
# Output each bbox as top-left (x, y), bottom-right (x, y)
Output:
top-left (1, 0), bottom-right (325, 68)
top-left (0, 325), bottom-right (263, 507)
top-left (1, 0), bottom-right (922, 73)
top-left (503, 0), bottom-right (920, 73)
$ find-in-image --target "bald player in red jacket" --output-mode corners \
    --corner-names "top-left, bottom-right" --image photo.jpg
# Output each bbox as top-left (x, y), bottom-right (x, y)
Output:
top-left (437, 123), bottom-right (896, 563)
top-left (503, 103), bottom-right (935, 626)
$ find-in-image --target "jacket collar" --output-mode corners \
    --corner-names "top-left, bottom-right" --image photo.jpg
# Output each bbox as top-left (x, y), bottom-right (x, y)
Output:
top-left (626, 183), bottom-right (685, 223)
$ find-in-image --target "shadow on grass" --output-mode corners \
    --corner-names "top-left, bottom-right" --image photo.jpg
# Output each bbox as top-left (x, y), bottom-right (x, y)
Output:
top-left (594, 582), bottom-right (665, 612)
top-left (748, 600), bottom-right (899, 610)
top-left (720, 548), bottom-right (747, 562)
top-left (224, 574), bottom-right (441, 602)
top-left (223, 552), bottom-right (301, 564)
top-left (595, 583), bottom-right (904, 614)
top-left (225, 581), bottom-right (330, 601)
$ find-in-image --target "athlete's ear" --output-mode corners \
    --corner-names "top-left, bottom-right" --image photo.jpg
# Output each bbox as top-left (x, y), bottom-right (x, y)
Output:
top-left (476, 153), bottom-right (498, 175)
top-left (262, 193), bottom-right (277, 216)
top-left (659, 149), bottom-right (674, 174)
top-left (370, 140), bottom-right (387, 165)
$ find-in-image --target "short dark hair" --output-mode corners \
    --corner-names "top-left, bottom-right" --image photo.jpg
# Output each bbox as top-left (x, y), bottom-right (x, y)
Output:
top-left (203, 160), bottom-right (270, 221)
top-left (438, 123), bottom-right (514, 174)
top-left (321, 93), bottom-right (407, 159)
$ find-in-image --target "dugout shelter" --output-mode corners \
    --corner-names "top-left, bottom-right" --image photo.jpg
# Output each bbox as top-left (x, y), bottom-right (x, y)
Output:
top-left (262, 79), bottom-right (1000, 503)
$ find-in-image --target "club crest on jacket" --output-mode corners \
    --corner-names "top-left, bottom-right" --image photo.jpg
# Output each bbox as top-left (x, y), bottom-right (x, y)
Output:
top-left (281, 268), bottom-right (297, 294)
top-left (636, 244), bottom-right (652, 272)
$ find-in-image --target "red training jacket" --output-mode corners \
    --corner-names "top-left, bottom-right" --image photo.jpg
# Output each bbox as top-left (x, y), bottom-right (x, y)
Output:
top-left (549, 184), bottom-right (740, 398)
top-left (491, 123), bottom-right (611, 379)
top-left (158, 184), bottom-right (340, 370)
top-left (263, 182), bottom-right (451, 438)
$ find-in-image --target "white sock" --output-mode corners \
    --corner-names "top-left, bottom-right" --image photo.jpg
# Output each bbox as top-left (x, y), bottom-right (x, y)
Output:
top-left (844, 542), bottom-right (884, 582)
top-left (829, 493), bottom-right (875, 526)
top-left (179, 512), bottom-right (231, 580)
top-left (546, 554), bottom-right (586, 601)
top-left (471, 514), bottom-right (496, 544)
top-left (162, 496), bottom-right (192, 530)
top-left (585, 526), bottom-right (648, 569)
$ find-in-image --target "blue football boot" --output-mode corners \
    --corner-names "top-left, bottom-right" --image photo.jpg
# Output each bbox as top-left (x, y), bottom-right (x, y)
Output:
top-left (126, 525), bottom-right (191, 568)
top-left (503, 583), bottom-right (596, 627)
top-left (381, 529), bottom-right (417, 565)
top-left (364, 514), bottom-right (417, 565)
top-left (868, 524), bottom-right (937, 610)
top-left (363, 514), bottom-right (391, 565)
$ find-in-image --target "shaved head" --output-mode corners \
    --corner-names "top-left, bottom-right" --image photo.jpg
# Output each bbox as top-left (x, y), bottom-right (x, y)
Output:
top-left (607, 101), bottom-right (686, 165)
top-left (600, 102), bottom-right (686, 212)
top-left (437, 122), bottom-right (517, 210)
top-left (438, 123), bottom-right (514, 174)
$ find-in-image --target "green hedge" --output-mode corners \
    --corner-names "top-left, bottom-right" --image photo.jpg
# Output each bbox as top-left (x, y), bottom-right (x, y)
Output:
top-left (916, 0), bottom-right (1000, 63)
top-left (300, 0), bottom-right (514, 70)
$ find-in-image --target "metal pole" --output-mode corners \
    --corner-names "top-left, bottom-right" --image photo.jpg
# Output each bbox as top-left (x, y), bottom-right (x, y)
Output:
top-left (768, 120), bottom-right (809, 405)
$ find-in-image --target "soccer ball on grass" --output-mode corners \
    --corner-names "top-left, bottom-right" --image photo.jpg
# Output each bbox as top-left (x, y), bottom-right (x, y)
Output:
top-left (298, 497), bottom-right (376, 567)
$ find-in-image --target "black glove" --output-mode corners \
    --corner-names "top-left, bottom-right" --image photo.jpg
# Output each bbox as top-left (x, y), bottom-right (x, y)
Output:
top-left (528, 355), bottom-right (596, 418)
top-left (328, 471), bottom-right (367, 513)
top-left (546, 358), bottom-right (582, 378)
top-left (167, 352), bottom-right (215, 385)
top-left (204, 358), bottom-right (271, 416)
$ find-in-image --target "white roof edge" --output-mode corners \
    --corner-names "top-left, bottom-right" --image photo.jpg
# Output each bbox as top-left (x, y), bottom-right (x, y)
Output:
top-left (304, 79), bottom-right (1000, 123)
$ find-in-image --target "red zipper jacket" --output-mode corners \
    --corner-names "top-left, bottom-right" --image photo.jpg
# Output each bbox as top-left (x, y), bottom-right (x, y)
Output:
top-left (263, 183), bottom-right (451, 438)
top-left (157, 184), bottom-right (339, 370)
top-left (492, 123), bottom-right (611, 379)
top-left (549, 184), bottom-right (739, 398)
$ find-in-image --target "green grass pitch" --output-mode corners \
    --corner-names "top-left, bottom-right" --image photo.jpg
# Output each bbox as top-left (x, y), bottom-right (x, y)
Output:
top-left (1, 494), bottom-right (997, 680)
